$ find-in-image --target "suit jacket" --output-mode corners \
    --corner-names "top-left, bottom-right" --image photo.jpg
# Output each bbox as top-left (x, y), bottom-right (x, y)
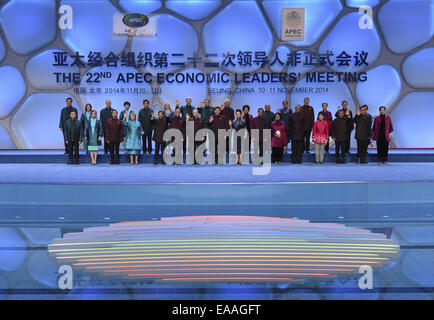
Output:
top-left (290, 112), bottom-right (305, 140)
top-left (354, 114), bottom-right (372, 140)
top-left (152, 118), bottom-right (169, 143)
top-left (221, 106), bottom-right (235, 126)
top-left (189, 117), bottom-right (204, 136)
top-left (59, 106), bottom-right (78, 129)
top-left (263, 111), bottom-right (275, 129)
top-left (279, 107), bottom-right (292, 128)
top-left (100, 107), bottom-right (117, 136)
top-left (199, 106), bottom-right (214, 123)
top-left (169, 116), bottom-right (186, 139)
top-left (332, 117), bottom-right (352, 142)
top-left (207, 114), bottom-right (227, 136)
top-left (105, 118), bottom-right (123, 143)
top-left (301, 105), bottom-right (314, 130)
top-left (138, 107), bottom-right (154, 132)
top-left (252, 116), bottom-right (268, 140)
top-left (335, 109), bottom-right (354, 132)
top-left (180, 105), bottom-right (194, 118)
top-left (63, 119), bottom-right (83, 142)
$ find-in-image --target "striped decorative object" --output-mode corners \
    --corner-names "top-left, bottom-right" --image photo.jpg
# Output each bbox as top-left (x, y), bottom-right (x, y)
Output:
top-left (48, 216), bottom-right (400, 283)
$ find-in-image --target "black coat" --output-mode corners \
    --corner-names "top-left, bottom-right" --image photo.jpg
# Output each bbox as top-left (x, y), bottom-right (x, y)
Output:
top-left (332, 117), bottom-right (353, 142)
top-left (354, 114), bottom-right (372, 140)
top-left (199, 106), bottom-right (214, 123)
top-left (207, 114), bottom-right (227, 136)
top-left (263, 111), bottom-right (275, 129)
top-left (221, 106), bottom-right (235, 126)
top-left (168, 116), bottom-right (186, 139)
top-left (63, 119), bottom-right (83, 142)
top-left (59, 106), bottom-right (78, 129)
top-left (289, 112), bottom-right (304, 140)
top-left (335, 109), bottom-right (354, 132)
top-left (100, 107), bottom-right (117, 134)
top-left (152, 118), bottom-right (169, 143)
top-left (138, 107), bottom-right (154, 132)
top-left (188, 117), bottom-right (204, 136)
top-left (180, 105), bottom-right (194, 118)
top-left (252, 116), bottom-right (268, 140)
top-left (301, 105), bottom-right (315, 130)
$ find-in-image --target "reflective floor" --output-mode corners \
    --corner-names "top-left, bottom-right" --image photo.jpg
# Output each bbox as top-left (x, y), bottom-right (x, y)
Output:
top-left (0, 163), bottom-right (433, 300)
top-left (0, 215), bottom-right (433, 300)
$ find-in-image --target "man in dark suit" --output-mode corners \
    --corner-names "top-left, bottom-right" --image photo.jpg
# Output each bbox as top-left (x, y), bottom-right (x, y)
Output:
top-left (100, 99), bottom-right (117, 154)
top-left (221, 98), bottom-right (235, 153)
top-left (278, 100), bottom-right (292, 154)
top-left (332, 109), bottom-right (353, 164)
top-left (152, 111), bottom-right (169, 165)
top-left (198, 99), bottom-right (214, 123)
top-left (168, 107), bottom-right (185, 158)
top-left (138, 99), bottom-right (154, 154)
top-left (59, 97), bottom-right (78, 154)
top-left (105, 110), bottom-right (123, 164)
top-left (335, 100), bottom-right (354, 153)
top-left (263, 104), bottom-right (275, 129)
top-left (207, 106), bottom-right (227, 163)
top-left (290, 105), bottom-right (305, 164)
top-left (301, 97), bottom-right (314, 153)
top-left (252, 108), bottom-right (268, 157)
top-left (188, 109), bottom-right (205, 164)
top-left (354, 105), bottom-right (372, 164)
top-left (177, 97), bottom-right (194, 118)
top-left (63, 110), bottom-right (82, 164)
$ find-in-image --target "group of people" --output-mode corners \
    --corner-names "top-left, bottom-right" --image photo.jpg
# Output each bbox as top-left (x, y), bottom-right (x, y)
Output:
top-left (59, 96), bottom-right (393, 165)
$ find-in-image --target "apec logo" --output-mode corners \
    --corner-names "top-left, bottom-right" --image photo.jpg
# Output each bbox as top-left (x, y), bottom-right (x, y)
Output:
top-left (122, 13), bottom-right (149, 28)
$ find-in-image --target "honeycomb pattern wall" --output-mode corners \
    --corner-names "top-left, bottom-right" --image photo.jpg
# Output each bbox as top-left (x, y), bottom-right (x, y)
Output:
top-left (0, 0), bottom-right (433, 149)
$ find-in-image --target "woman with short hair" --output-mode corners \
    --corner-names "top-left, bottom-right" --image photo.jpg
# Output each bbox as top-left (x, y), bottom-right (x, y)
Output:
top-left (123, 112), bottom-right (144, 165)
top-left (372, 106), bottom-right (393, 164)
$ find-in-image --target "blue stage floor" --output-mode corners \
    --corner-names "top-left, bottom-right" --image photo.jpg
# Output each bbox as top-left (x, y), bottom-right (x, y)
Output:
top-left (0, 162), bottom-right (433, 184)
top-left (1, 148), bottom-right (434, 164)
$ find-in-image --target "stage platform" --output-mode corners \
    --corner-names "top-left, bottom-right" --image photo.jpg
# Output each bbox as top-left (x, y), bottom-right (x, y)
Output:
top-left (0, 151), bottom-right (433, 224)
top-left (0, 148), bottom-right (434, 164)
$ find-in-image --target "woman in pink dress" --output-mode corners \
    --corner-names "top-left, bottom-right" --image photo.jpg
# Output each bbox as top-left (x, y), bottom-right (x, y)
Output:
top-left (312, 112), bottom-right (330, 164)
